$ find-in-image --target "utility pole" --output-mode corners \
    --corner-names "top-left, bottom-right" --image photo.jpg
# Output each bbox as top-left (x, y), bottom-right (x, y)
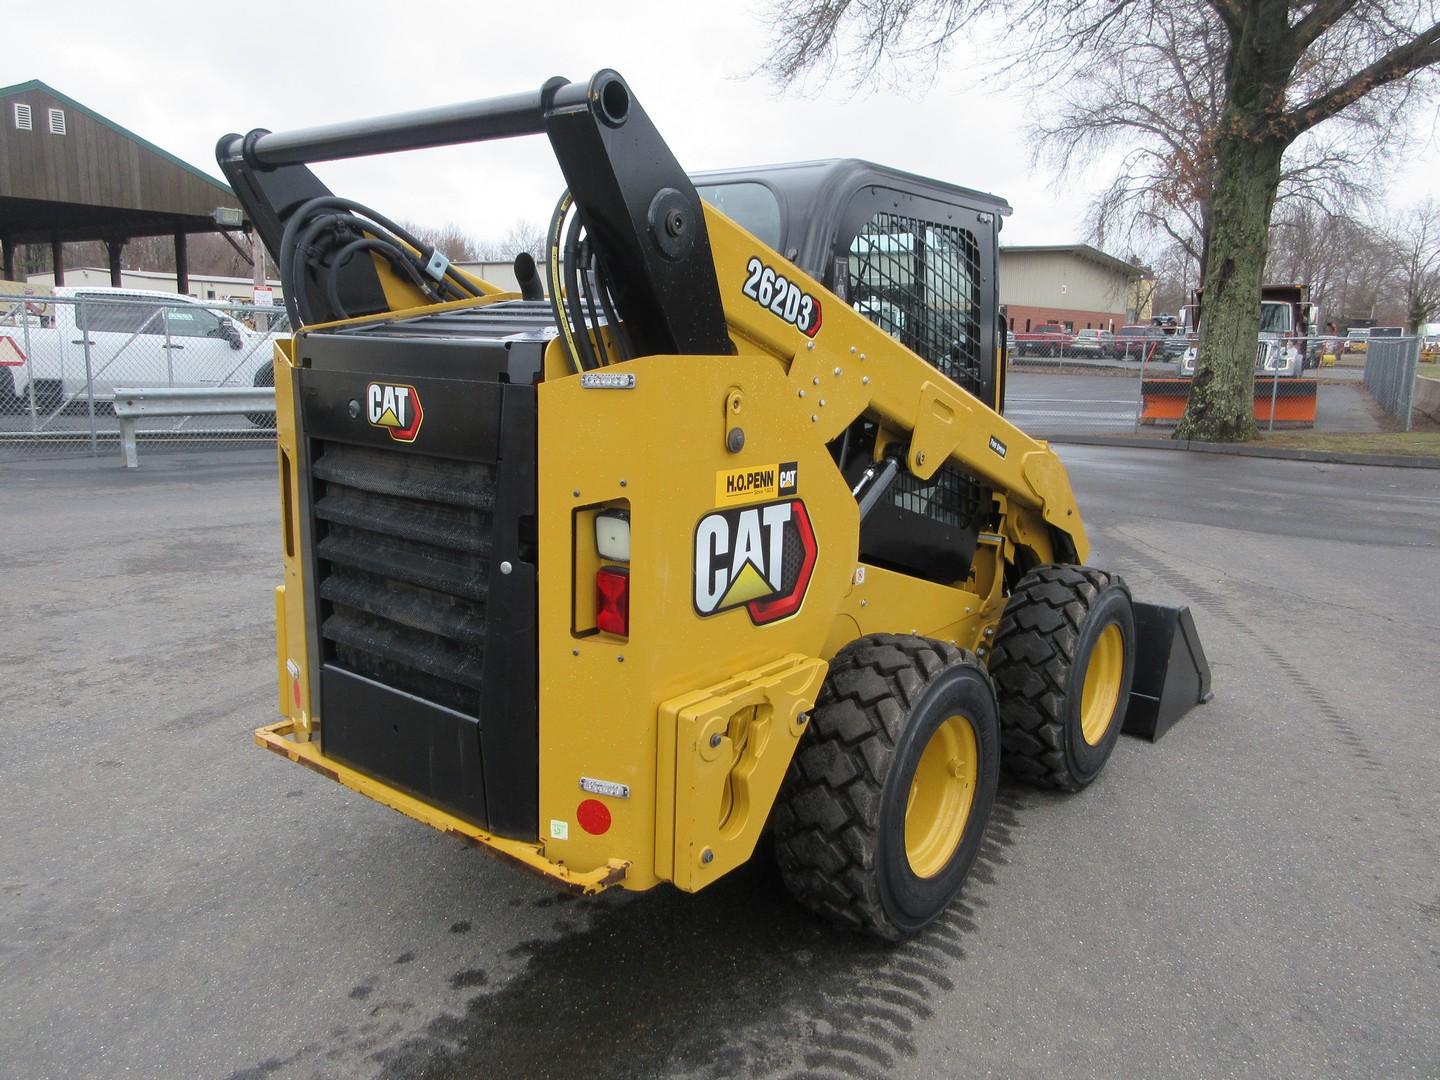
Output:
top-left (252, 229), bottom-right (268, 332)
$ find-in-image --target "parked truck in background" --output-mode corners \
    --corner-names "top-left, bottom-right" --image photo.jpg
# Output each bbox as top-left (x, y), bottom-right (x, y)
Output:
top-left (1178, 283), bottom-right (1316, 378)
top-left (0, 287), bottom-right (268, 416)
top-left (1012, 322), bottom-right (1072, 357)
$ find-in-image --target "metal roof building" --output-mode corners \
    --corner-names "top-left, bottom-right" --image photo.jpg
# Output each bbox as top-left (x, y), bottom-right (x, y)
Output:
top-left (0, 80), bottom-right (246, 292)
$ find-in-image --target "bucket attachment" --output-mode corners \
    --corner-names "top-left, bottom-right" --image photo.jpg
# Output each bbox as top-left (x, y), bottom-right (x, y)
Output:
top-left (1122, 602), bottom-right (1212, 741)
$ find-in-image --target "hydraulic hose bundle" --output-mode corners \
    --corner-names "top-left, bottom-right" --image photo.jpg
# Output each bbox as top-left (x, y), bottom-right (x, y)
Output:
top-left (278, 189), bottom-right (628, 378)
top-left (545, 190), bottom-right (631, 373)
top-left (277, 196), bottom-right (486, 328)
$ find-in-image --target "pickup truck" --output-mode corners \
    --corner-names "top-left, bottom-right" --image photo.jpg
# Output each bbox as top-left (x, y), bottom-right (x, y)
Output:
top-left (0, 287), bottom-right (271, 417)
top-left (1070, 328), bottom-right (1115, 358)
top-left (1114, 324), bottom-right (1159, 359)
top-left (1013, 322), bottom-right (1072, 357)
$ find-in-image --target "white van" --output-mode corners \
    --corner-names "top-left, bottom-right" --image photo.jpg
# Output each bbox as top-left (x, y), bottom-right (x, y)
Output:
top-left (0, 287), bottom-right (270, 413)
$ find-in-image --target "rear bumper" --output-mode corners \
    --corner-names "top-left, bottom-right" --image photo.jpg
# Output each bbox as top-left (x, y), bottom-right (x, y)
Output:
top-left (254, 719), bottom-right (629, 894)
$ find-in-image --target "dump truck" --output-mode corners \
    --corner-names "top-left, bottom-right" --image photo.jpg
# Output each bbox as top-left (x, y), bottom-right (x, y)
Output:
top-left (1142, 282), bottom-right (1319, 427)
top-left (221, 70), bottom-right (1209, 940)
top-left (1177, 283), bottom-right (1318, 378)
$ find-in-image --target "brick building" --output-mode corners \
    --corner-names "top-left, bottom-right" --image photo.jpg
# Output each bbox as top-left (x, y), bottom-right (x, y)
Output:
top-left (999, 245), bottom-right (1150, 333)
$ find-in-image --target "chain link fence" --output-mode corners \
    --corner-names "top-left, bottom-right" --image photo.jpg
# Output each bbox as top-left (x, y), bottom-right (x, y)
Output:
top-left (0, 293), bottom-right (284, 462)
top-left (1, 298), bottom-right (1430, 460)
top-left (1363, 336), bottom-right (1422, 430)
top-left (1005, 332), bottom-right (1427, 437)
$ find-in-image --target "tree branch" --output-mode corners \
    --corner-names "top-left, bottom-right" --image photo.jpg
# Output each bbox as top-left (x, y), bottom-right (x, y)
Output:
top-left (1290, 0), bottom-right (1359, 53)
top-left (1205, 0), bottom-right (1241, 38)
top-left (1283, 21), bottom-right (1440, 137)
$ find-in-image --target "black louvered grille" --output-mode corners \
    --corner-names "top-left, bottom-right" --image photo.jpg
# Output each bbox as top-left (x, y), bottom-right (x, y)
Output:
top-left (312, 441), bottom-right (494, 714)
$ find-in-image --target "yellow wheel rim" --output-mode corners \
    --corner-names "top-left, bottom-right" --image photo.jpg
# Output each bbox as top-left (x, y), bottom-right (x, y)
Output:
top-left (904, 715), bottom-right (978, 879)
top-left (1080, 623), bottom-right (1125, 745)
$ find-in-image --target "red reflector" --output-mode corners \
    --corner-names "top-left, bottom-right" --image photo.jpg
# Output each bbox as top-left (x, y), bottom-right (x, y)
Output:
top-left (577, 798), bottom-right (612, 835)
top-left (596, 566), bottom-right (629, 636)
top-left (291, 676), bottom-right (302, 710)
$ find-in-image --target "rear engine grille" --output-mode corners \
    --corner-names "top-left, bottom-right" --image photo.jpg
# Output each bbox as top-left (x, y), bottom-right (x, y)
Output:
top-left (312, 441), bottom-right (493, 713)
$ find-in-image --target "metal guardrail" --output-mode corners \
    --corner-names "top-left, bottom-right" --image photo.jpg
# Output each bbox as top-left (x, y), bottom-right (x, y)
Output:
top-left (114, 386), bottom-right (275, 467)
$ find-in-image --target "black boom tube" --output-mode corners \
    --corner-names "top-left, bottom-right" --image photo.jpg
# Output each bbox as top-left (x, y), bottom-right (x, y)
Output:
top-left (237, 79), bottom-right (580, 168)
top-left (217, 69), bottom-right (732, 357)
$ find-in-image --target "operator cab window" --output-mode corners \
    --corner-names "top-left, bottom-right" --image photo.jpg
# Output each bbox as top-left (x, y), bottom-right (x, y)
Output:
top-left (843, 207), bottom-right (988, 569)
top-left (847, 212), bottom-right (982, 397)
top-left (695, 182), bottom-right (782, 249)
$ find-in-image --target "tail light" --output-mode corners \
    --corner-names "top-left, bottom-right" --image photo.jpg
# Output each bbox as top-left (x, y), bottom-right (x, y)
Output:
top-left (596, 566), bottom-right (630, 636)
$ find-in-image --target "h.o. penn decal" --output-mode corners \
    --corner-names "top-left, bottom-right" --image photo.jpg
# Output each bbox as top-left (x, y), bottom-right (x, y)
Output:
top-left (715, 460), bottom-right (798, 505)
top-left (366, 382), bottom-right (423, 442)
top-left (694, 497), bottom-right (817, 626)
top-left (742, 257), bottom-right (823, 337)
top-left (987, 434), bottom-right (1008, 459)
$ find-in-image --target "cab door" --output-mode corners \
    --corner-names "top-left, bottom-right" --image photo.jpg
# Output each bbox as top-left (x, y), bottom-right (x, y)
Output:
top-left (832, 186), bottom-right (999, 408)
top-left (829, 187), bottom-right (1000, 587)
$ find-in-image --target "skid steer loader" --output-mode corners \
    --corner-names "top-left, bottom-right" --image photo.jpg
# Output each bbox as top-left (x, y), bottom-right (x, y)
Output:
top-left (221, 70), bottom-right (1210, 939)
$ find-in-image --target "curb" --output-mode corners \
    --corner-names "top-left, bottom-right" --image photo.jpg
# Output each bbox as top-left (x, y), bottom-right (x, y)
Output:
top-left (1041, 433), bottom-right (1440, 469)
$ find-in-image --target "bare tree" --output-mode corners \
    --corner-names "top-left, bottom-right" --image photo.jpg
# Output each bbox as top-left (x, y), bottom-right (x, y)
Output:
top-left (1150, 240), bottom-right (1205, 315)
top-left (1264, 205), bottom-right (1397, 326)
top-left (1052, 6), bottom-right (1383, 294)
top-left (1266, 204), bottom-right (1354, 324)
top-left (760, 0), bottom-right (1440, 441)
top-left (1050, 6), bottom-right (1227, 272)
top-left (1386, 199), bottom-right (1440, 330)
top-left (401, 221), bottom-right (481, 262)
top-left (472, 220), bottom-right (548, 263)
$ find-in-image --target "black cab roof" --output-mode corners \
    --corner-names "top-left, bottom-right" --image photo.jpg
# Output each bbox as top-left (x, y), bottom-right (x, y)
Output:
top-left (692, 158), bottom-right (1011, 278)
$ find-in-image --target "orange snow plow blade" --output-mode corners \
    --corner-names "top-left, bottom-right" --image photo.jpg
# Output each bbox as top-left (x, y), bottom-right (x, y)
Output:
top-left (1139, 378), bottom-right (1317, 427)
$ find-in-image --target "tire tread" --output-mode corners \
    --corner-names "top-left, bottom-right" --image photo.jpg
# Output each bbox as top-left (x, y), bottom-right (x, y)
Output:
top-left (987, 564), bottom-right (1129, 791)
top-left (773, 633), bottom-right (991, 939)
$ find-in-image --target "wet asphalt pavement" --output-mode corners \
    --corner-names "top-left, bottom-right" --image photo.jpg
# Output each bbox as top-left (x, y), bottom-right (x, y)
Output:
top-left (1, 445), bottom-right (1436, 1080)
top-left (1003, 370), bottom-right (1386, 436)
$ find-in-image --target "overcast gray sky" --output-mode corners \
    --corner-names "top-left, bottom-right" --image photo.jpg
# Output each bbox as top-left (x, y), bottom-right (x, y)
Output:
top-left (15, 0), bottom-right (1439, 252)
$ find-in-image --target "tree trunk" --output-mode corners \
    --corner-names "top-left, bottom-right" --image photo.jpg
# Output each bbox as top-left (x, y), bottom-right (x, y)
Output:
top-left (1177, 128), bottom-right (1286, 441)
top-left (1178, 0), bottom-right (1296, 443)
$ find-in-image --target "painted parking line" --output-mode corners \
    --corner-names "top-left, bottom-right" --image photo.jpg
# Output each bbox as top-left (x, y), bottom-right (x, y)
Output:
top-left (1007, 396), bottom-right (1141, 405)
top-left (1006, 409), bottom-right (1138, 422)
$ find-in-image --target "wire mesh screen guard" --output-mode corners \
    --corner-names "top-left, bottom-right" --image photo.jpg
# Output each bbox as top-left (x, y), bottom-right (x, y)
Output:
top-left (847, 212), bottom-right (987, 529)
top-left (848, 212), bottom-right (983, 397)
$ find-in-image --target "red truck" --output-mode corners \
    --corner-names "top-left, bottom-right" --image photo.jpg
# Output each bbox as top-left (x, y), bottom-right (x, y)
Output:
top-left (1012, 322), bottom-right (1072, 357)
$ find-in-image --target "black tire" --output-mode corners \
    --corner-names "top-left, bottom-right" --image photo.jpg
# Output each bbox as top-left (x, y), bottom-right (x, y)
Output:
top-left (772, 634), bottom-right (1001, 940)
top-left (247, 361), bottom-right (276, 428)
top-left (0, 367), bottom-right (17, 413)
top-left (988, 565), bottom-right (1135, 791)
top-left (30, 379), bottom-right (63, 414)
